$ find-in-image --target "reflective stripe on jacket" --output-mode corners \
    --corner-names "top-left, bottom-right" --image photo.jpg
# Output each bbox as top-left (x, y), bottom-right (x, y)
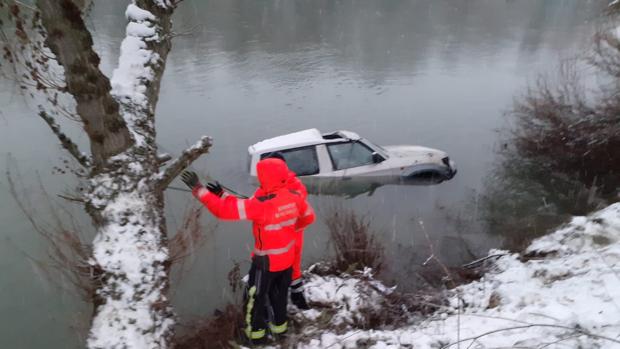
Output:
top-left (195, 159), bottom-right (315, 271)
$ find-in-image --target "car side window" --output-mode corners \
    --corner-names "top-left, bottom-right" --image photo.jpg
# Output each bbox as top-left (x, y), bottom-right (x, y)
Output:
top-left (327, 141), bottom-right (374, 170)
top-left (261, 146), bottom-right (320, 176)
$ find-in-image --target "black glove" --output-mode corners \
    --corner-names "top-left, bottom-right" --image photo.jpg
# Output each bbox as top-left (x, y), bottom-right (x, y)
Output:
top-left (206, 181), bottom-right (223, 197)
top-left (181, 171), bottom-right (201, 190)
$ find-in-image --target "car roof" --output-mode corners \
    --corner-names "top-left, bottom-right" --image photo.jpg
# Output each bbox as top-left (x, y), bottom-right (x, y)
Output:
top-left (248, 128), bottom-right (361, 154)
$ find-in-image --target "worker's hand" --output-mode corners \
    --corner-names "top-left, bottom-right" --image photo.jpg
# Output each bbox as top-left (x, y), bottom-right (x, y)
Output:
top-left (181, 171), bottom-right (201, 190)
top-left (206, 182), bottom-right (223, 197)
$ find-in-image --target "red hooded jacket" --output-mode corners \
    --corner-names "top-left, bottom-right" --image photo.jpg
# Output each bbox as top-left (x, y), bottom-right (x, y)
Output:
top-left (252, 169), bottom-right (310, 280)
top-left (254, 170), bottom-right (307, 200)
top-left (195, 158), bottom-right (315, 271)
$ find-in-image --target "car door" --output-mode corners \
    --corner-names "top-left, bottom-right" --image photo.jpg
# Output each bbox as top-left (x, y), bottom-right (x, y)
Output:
top-left (321, 141), bottom-right (394, 181)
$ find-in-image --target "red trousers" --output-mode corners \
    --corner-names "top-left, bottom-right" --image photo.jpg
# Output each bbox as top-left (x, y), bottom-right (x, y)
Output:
top-left (292, 230), bottom-right (304, 281)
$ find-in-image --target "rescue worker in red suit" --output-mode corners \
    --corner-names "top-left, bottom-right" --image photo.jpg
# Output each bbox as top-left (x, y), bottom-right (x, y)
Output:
top-left (257, 152), bottom-right (310, 310)
top-left (180, 158), bottom-right (315, 344)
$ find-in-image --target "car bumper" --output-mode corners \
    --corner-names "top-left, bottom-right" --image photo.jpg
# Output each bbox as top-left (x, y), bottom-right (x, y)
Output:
top-left (446, 160), bottom-right (457, 179)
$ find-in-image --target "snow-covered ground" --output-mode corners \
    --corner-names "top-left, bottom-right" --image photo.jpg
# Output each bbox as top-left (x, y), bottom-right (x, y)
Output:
top-left (256, 203), bottom-right (620, 348)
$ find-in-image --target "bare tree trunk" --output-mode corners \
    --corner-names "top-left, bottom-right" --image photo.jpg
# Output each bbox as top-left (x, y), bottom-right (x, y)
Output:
top-left (37, 0), bottom-right (134, 168)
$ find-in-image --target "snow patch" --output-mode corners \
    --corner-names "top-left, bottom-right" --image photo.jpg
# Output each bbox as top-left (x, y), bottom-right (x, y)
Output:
top-left (301, 268), bottom-right (393, 326)
top-left (249, 128), bottom-right (324, 155)
top-left (111, 2), bottom-right (161, 146)
top-left (527, 203), bottom-right (620, 256)
top-left (88, 190), bottom-right (172, 349)
top-left (292, 203), bottom-right (620, 348)
top-left (126, 3), bottom-right (155, 21)
top-left (153, 0), bottom-right (174, 9)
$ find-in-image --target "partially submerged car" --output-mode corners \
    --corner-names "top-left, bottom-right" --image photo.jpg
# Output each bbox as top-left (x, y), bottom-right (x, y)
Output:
top-left (248, 129), bottom-right (457, 196)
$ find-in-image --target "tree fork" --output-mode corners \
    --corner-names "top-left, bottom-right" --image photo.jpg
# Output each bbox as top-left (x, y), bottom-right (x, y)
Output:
top-left (36, 0), bottom-right (133, 167)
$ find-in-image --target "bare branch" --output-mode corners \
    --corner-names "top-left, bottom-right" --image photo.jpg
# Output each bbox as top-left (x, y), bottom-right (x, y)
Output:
top-left (156, 136), bottom-right (212, 190)
top-left (6, 161), bottom-right (95, 302)
top-left (38, 109), bottom-right (90, 167)
top-left (57, 193), bottom-right (86, 204)
top-left (169, 207), bottom-right (203, 264)
top-left (441, 323), bottom-right (620, 349)
top-left (12, 0), bottom-right (37, 11)
top-left (157, 153), bottom-right (172, 165)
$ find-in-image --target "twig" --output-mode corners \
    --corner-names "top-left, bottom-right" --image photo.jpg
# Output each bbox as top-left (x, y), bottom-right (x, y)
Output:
top-left (170, 24), bottom-right (200, 38)
top-left (38, 109), bottom-right (91, 167)
top-left (13, 0), bottom-right (37, 11)
top-left (537, 334), bottom-right (582, 349)
top-left (167, 185), bottom-right (191, 193)
top-left (324, 330), bottom-right (363, 348)
top-left (419, 219), bottom-right (454, 286)
top-left (441, 323), bottom-right (620, 349)
top-left (422, 253), bottom-right (435, 266)
top-left (462, 253), bottom-right (507, 269)
top-left (57, 193), bottom-right (86, 204)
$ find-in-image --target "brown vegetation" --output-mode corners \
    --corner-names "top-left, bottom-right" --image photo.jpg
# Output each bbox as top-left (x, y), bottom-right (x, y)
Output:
top-left (508, 19), bottom-right (620, 200)
top-left (478, 20), bottom-right (620, 252)
top-left (6, 163), bottom-right (96, 303)
top-left (323, 207), bottom-right (385, 274)
top-left (173, 262), bottom-right (245, 349)
top-left (174, 304), bottom-right (244, 349)
top-left (510, 60), bottom-right (620, 197)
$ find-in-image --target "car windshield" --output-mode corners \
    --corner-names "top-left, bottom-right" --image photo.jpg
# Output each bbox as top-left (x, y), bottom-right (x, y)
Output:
top-left (327, 141), bottom-right (375, 170)
top-left (363, 139), bottom-right (388, 155)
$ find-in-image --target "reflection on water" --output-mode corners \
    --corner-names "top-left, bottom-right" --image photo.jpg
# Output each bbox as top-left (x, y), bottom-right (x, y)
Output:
top-left (307, 176), bottom-right (447, 198)
top-left (0, 0), bottom-right (610, 348)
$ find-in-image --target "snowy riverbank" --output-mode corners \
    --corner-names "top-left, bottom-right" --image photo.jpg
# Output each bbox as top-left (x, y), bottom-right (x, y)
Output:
top-left (258, 203), bottom-right (620, 348)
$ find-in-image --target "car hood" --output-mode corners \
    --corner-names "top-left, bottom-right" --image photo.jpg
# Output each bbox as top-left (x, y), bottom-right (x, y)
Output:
top-left (383, 145), bottom-right (447, 159)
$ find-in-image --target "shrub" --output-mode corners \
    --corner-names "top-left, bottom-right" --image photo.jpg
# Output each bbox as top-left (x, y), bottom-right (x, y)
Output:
top-left (174, 304), bottom-right (244, 349)
top-left (173, 262), bottom-right (244, 349)
top-left (509, 26), bottom-right (620, 199)
top-left (324, 207), bottom-right (384, 274)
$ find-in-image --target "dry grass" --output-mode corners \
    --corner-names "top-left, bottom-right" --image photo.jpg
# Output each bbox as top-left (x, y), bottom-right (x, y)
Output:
top-left (6, 163), bottom-right (97, 303)
top-left (169, 207), bottom-right (204, 264)
top-left (174, 304), bottom-right (244, 349)
top-left (173, 262), bottom-right (245, 349)
top-left (168, 205), bottom-right (215, 286)
top-left (352, 284), bottom-right (449, 330)
top-left (323, 206), bottom-right (385, 274)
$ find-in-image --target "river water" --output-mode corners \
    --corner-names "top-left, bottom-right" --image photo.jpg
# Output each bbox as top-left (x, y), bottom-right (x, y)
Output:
top-left (0, 0), bottom-right (608, 348)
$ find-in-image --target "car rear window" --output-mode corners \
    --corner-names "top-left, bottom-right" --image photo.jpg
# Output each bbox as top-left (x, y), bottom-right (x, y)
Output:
top-left (260, 146), bottom-right (319, 176)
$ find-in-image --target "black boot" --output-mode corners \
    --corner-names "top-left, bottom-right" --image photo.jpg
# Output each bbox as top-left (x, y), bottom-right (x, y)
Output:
top-left (290, 290), bottom-right (310, 310)
top-left (240, 332), bottom-right (269, 347)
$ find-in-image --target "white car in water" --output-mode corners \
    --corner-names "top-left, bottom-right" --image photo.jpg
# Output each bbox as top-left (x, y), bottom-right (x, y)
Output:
top-left (247, 129), bottom-right (457, 196)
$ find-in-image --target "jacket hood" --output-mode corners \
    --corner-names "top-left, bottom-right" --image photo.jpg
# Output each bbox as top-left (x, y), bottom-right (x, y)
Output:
top-left (257, 158), bottom-right (289, 192)
top-left (287, 170), bottom-right (297, 182)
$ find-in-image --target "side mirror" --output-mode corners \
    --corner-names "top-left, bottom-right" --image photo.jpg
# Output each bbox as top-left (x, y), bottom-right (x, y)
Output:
top-left (372, 152), bottom-right (384, 164)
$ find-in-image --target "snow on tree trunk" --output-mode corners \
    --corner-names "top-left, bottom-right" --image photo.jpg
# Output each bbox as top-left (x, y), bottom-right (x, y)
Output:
top-left (88, 189), bottom-right (172, 348)
top-left (83, 1), bottom-right (181, 348)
